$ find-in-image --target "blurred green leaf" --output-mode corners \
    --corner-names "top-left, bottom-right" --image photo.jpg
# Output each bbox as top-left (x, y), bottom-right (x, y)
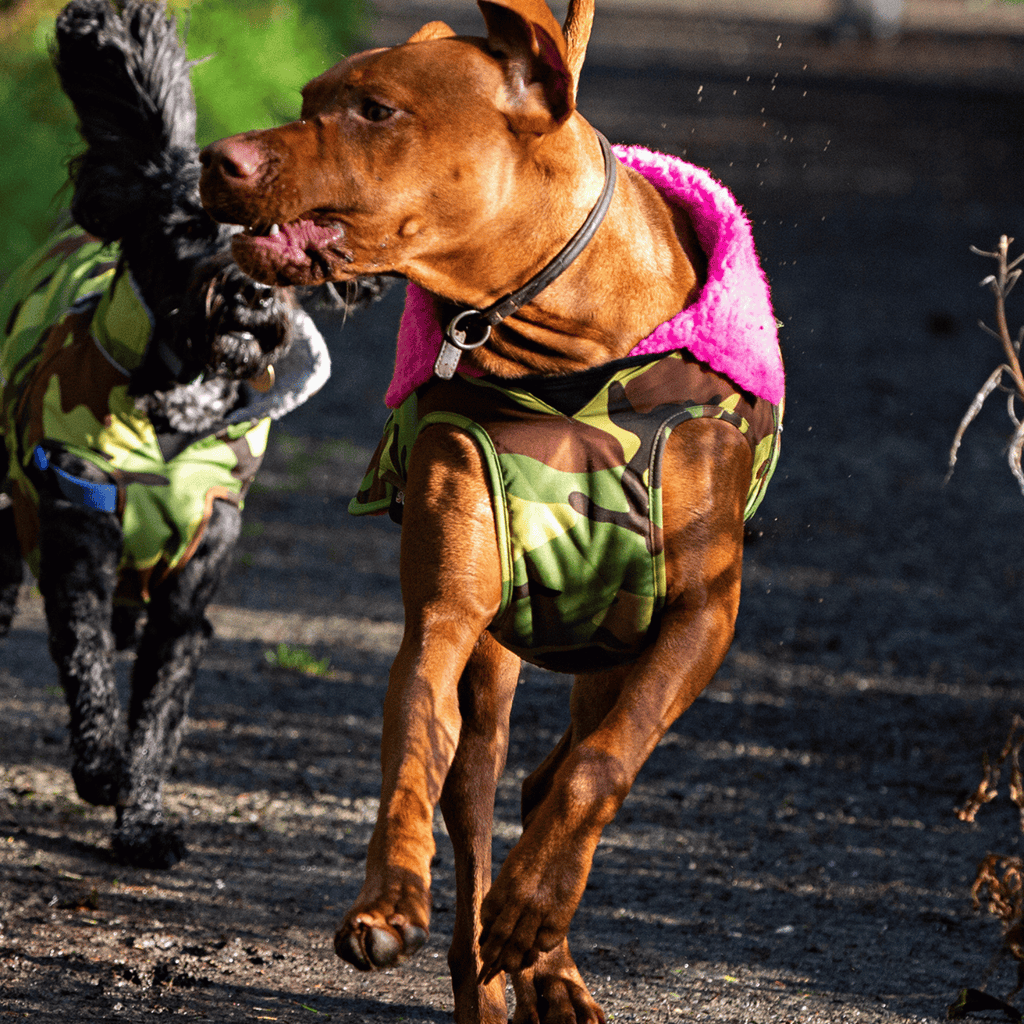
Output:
top-left (179, 0), bottom-right (369, 142)
top-left (263, 643), bottom-right (331, 677)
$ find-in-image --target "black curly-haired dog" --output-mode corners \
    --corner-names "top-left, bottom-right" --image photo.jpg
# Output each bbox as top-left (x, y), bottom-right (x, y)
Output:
top-left (0, 0), bottom-right (380, 868)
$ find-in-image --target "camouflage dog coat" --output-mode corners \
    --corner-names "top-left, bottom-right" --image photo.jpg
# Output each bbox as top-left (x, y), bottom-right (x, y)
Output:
top-left (0, 228), bottom-right (328, 602)
top-left (350, 351), bottom-right (782, 672)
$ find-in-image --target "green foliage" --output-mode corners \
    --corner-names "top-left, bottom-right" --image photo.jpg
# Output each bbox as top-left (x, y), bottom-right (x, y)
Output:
top-left (180, 0), bottom-right (368, 143)
top-left (0, 0), bottom-right (368, 284)
top-left (0, 18), bottom-right (79, 282)
top-left (263, 643), bottom-right (331, 677)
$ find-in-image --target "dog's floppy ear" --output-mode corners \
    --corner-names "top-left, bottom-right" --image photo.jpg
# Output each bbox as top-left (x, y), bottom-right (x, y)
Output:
top-left (477, 0), bottom-right (574, 132)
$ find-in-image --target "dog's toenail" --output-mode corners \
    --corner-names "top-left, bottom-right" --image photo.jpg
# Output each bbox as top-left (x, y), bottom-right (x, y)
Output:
top-left (365, 927), bottom-right (402, 967)
top-left (334, 929), bottom-right (373, 970)
top-left (401, 924), bottom-right (428, 956)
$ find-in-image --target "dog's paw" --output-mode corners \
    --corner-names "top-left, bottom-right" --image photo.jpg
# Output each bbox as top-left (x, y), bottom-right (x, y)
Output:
top-left (334, 914), bottom-right (428, 971)
top-left (478, 840), bottom-right (587, 984)
top-left (510, 943), bottom-right (607, 1024)
top-left (112, 816), bottom-right (187, 869)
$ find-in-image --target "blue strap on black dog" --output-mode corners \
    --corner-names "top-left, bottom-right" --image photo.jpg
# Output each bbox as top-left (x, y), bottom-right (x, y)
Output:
top-left (32, 446), bottom-right (118, 512)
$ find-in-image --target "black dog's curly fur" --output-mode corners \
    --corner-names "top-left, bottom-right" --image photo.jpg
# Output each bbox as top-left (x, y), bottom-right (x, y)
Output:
top-left (0, 0), bottom-right (382, 868)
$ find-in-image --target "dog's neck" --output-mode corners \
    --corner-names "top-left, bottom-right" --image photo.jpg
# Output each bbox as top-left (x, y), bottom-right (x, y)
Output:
top-left (408, 116), bottom-right (705, 379)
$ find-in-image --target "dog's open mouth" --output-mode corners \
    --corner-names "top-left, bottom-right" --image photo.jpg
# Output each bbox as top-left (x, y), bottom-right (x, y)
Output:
top-left (231, 217), bottom-right (352, 287)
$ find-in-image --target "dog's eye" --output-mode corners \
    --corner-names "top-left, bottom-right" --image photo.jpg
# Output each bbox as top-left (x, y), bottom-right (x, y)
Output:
top-left (360, 98), bottom-right (395, 123)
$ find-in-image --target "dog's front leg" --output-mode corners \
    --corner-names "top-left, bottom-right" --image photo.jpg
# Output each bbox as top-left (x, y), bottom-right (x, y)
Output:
top-left (38, 496), bottom-right (125, 807)
top-left (114, 499), bottom-right (242, 868)
top-left (335, 426), bottom-right (505, 987)
top-left (478, 420), bottom-right (753, 991)
top-left (506, 727), bottom-right (608, 1024)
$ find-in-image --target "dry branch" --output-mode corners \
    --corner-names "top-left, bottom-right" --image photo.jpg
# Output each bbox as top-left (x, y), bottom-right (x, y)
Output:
top-left (957, 715), bottom-right (1024, 827)
top-left (956, 718), bottom-right (1024, 1009)
top-left (947, 236), bottom-right (1024, 496)
top-left (971, 854), bottom-right (1024, 1001)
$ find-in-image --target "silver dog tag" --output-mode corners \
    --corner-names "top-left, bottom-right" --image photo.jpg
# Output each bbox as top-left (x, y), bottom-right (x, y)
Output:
top-left (435, 310), bottom-right (492, 380)
top-left (434, 338), bottom-right (463, 380)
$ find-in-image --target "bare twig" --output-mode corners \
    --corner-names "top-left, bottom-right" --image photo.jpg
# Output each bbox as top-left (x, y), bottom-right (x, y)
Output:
top-left (957, 715), bottom-right (1024, 827)
top-left (972, 854), bottom-right (1024, 967)
top-left (947, 365), bottom-right (1008, 482)
top-left (957, 749), bottom-right (1003, 824)
top-left (956, 720), bottom-right (1024, 1001)
top-left (947, 236), bottom-right (1024, 496)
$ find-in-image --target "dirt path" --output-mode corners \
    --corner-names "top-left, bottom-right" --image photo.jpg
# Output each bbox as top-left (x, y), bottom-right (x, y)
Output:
top-left (4, 8), bottom-right (1024, 1022)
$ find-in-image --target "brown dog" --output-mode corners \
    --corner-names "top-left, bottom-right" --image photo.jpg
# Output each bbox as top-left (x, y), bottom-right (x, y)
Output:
top-left (199, 2), bottom-right (784, 1021)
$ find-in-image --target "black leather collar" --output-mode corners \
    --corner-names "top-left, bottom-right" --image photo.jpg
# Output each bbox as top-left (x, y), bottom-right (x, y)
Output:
top-left (434, 131), bottom-right (618, 380)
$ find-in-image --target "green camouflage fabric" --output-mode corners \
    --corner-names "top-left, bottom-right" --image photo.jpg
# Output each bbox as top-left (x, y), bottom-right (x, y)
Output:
top-left (350, 350), bottom-right (782, 671)
top-left (1, 228), bottom-right (269, 602)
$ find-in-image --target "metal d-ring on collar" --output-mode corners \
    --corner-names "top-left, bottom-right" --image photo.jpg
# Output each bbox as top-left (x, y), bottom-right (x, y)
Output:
top-left (433, 131), bottom-right (619, 380)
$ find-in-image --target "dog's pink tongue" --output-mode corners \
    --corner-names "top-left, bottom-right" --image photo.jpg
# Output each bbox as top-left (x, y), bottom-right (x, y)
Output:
top-left (254, 219), bottom-right (342, 260)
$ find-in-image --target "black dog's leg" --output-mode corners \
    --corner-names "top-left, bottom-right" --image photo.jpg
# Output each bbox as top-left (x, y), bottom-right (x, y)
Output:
top-left (112, 603), bottom-right (145, 651)
top-left (0, 448), bottom-right (23, 637)
top-left (0, 500), bottom-right (22, 637)
top-left (113, 498), bottom-right (242, 869)
top-left (37, 497), bottom-right (126, 806)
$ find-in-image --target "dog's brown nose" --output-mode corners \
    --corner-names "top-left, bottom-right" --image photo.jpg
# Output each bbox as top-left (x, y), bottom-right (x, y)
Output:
top-left (200, 136), bottom-right (265, 182)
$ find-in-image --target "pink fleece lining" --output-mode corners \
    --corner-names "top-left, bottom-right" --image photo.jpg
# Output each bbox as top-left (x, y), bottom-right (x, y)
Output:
top-left (385, 145), bottom-right (783, 408)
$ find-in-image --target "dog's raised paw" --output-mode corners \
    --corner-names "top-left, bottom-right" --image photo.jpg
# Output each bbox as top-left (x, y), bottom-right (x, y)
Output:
top-left (334, 917), bottom-right (428, 971)
top-left (112, 817), bottom-right (187, 869)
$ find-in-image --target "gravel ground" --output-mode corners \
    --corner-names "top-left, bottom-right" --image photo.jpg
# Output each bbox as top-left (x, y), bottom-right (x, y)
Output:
top-left (3, 6), bottom-right (1024, 1022)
